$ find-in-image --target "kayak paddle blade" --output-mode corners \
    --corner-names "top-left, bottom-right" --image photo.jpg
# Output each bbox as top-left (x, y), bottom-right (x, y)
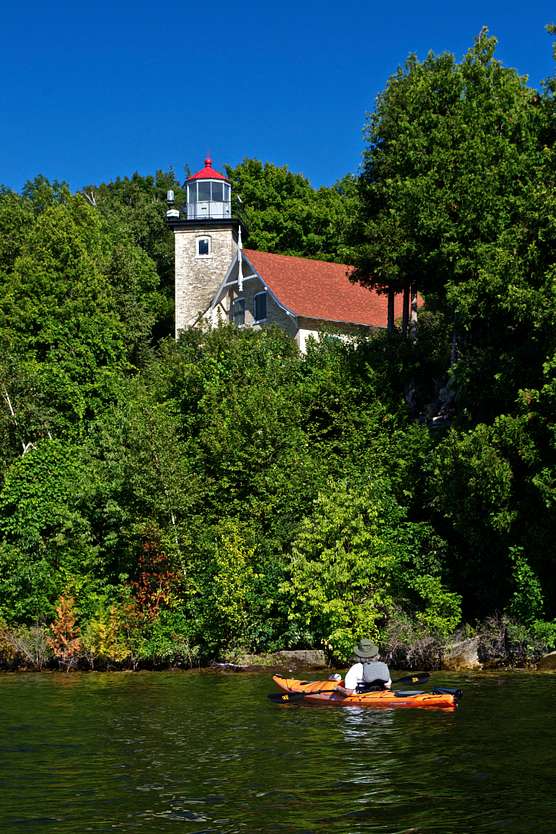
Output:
top-left (392, 673), bottom-right (431, 686)
top-left (267, 691), bottom-right (306, 703)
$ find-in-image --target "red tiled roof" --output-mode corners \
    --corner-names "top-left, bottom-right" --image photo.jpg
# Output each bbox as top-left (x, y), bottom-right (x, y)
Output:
top-left (242, 249), bottom-right (409, 327)
top-left (186, 157), bottom-right (230, 183)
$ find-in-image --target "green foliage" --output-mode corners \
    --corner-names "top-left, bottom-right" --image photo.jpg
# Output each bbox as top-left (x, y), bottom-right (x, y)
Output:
top-left (2, 621), bottom-right (50, 670)
top-left (81, 168), bottom-right (186, 340)
top-left (0, 184), bottom-right (162, 438)
top-left (78, 376), bottom-right (196, 587)
top-left (225, 158), bottom-right (357, 262)
top-left (530, 618), bottom-right (556, 647)
top-left (0, 440), bottom-right (97, 620)
top-left (21, 174), bottom-right (72, 214)
top-left (281, 480), bottom-right (461, 662)
top-left (0, 542), bottom-right (55, 622)
top-left (407, 574), bottom-right (462, 635)
top-left (138, 610), bottom-right (198, 666)
top-left (343, 26), bottom-right (556, 624)
top-left (0, 352), bottom-right (53, 480)
top-left (432, 424), bottom-right (516, 547)
top-left (282, 482), bottom-right (392, 659)
top-left (351, 28), bottom-right (556, 424)
top-left (0, 441), bottom-right (87, 542)
top-left (0, 187), bottom-right (34, 276)
top-left (201, 519), bottom-right (259, 651)
top-left (429, 405), bottom-right (556, 616)
top-left (353, 30), bottom-right (544, 302)
top-left (506, 546), bottom-right (544, 624)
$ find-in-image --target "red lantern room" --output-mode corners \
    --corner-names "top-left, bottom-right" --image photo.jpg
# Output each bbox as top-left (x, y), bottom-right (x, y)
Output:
top-left (185, 156), bottom-right (231, 220)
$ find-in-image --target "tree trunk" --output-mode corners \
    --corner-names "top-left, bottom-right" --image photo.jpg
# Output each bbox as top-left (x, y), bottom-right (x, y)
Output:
top-left (410, 287), bottom-right (418, 341)
top-left (388, 288), bottom-right (395, 334)
top-left (402, 286), bottom-right (410, 337)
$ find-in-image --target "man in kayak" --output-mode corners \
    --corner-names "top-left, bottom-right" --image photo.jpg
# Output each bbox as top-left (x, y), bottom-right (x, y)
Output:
top-left (333, 639), bottom-right (392, 697)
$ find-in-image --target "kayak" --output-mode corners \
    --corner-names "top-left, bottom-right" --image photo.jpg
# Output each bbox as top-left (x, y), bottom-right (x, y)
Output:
top-left (271, 674), bottom-right (462, 709)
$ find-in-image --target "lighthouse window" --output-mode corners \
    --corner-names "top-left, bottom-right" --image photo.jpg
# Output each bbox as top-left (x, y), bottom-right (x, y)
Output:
top-left (198, 181), bottom-right (210, 201)
top-left (233, 298), bottom-right (245, 326)
top-left (197, 237), bottom-right (211, 257)
top-left (254, 292), bottom-right (267, 322)
top-left (187, 181), bottom-right (230, 203)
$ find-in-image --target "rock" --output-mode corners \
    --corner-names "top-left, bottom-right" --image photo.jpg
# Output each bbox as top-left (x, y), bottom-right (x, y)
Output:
top-left (218, 649), bottom-right (328, 671)
top-left (537, 650), bottom-right (556, 671)
top-left (404, 383), bottom-right (418, 414)
top-left (438, 386), bottom-right (455, 403)
top-left (221, 653), bottom-right (279, 668)
top-left (442, 636), bottom-right (481, 670)
top-left (277, 650), bottom-right (328, 667)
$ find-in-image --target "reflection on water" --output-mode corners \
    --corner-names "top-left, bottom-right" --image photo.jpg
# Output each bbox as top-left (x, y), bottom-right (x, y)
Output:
top-left (0, 670), bottom-right (555, 833)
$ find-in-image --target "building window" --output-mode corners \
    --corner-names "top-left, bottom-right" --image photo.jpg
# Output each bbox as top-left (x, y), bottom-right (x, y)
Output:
top-left (197, 237), bottom-right (211, 257)
top-left (233, 298), bottom-right (245, 326)
top-left (254, 292), bottom-right (267, 322)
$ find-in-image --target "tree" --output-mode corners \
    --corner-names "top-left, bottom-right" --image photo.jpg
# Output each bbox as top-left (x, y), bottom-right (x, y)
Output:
top-left (47, 595), bottom-right (83, 670)
top-left (430, 399), bottom-right (556, 618)
top-left (224, 158), bottom-right (357, 262)
top-left (0, 440), bottom-right (96, 620)
top-left (0, 187), bottom-right (34, 277)
top-left (350, 29), bottom-right (547, 349)
top-left (281, 480), bottom-right (461, 662)
top-left (0, 190), bottom-right (161, 435)
top-left (81, 169), bottom-right (187, 340)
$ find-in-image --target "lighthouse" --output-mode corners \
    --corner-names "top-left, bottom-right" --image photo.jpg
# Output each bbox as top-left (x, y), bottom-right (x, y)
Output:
top-left (166, 157), bottom-right (248, 336)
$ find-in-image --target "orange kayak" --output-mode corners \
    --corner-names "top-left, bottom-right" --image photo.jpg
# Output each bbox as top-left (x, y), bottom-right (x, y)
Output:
top-left (271, 675), bottom-right (462, 709)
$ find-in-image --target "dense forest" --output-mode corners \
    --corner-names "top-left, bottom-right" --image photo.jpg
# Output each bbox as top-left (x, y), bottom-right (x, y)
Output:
top-left (1, 29), bottom-right (556, 670)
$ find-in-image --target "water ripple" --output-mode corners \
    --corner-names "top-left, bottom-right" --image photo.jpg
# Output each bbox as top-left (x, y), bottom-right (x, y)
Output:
top-left (0, 671), bottom-right (555, 832)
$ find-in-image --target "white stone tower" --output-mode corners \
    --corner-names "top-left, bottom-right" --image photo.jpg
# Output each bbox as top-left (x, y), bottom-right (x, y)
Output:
top-left (166, 157), bottom-right (248, 336)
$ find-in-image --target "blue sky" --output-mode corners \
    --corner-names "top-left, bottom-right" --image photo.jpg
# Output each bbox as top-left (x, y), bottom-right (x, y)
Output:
top-left (1, 0), bottom-right (555, 193)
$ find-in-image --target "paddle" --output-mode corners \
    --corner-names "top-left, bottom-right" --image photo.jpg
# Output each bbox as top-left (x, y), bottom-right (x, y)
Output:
top-left (267, 672), bottom-right (431, 703)
top-left (394, 673), bottom-right (430, 686)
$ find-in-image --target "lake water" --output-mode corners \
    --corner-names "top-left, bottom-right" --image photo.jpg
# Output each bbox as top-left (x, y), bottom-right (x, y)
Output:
top-left (0, 669), bottom-right (554, 833)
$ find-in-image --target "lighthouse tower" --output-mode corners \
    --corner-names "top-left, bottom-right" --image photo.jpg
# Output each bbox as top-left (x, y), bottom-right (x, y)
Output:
top-left (166, 157), bottom-right (248, 336)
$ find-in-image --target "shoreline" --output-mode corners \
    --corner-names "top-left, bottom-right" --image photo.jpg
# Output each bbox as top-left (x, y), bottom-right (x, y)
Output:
top-left (1, 651), bottom-right (555, 674)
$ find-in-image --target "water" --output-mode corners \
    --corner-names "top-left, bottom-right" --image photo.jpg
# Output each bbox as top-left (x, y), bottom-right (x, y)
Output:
top-left (0, 670), bottom-right (554, 833)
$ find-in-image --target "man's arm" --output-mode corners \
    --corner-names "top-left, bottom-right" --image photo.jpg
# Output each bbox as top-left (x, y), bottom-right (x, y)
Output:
top-left (333, 664), bottom-right (359, 696)
top-left (333, 685), bottom-right (354, 697)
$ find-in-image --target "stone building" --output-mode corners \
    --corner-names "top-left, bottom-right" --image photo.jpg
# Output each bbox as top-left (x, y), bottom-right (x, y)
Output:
top-left (167, 157), bottom-right (407, 350)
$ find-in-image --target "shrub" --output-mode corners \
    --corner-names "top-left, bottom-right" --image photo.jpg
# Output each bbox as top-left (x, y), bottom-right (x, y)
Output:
top-left (47, 595), bottom-right (83, 670)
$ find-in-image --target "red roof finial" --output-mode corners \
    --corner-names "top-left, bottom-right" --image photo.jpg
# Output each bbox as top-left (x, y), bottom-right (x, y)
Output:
top-left (185, 154), bottom-right (230, 183)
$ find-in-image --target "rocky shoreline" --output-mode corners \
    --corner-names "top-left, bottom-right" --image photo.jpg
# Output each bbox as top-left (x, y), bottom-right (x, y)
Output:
top-left (213, 637), bottom-right (556, 674)
top-left (2, 632), bottom-right (555, 673)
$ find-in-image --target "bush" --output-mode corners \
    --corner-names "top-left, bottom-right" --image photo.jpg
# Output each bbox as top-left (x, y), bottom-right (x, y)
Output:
top-left (2, 622), bottom-right (50, 670)
top-left (281, 479), bottom-right (461, 662)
